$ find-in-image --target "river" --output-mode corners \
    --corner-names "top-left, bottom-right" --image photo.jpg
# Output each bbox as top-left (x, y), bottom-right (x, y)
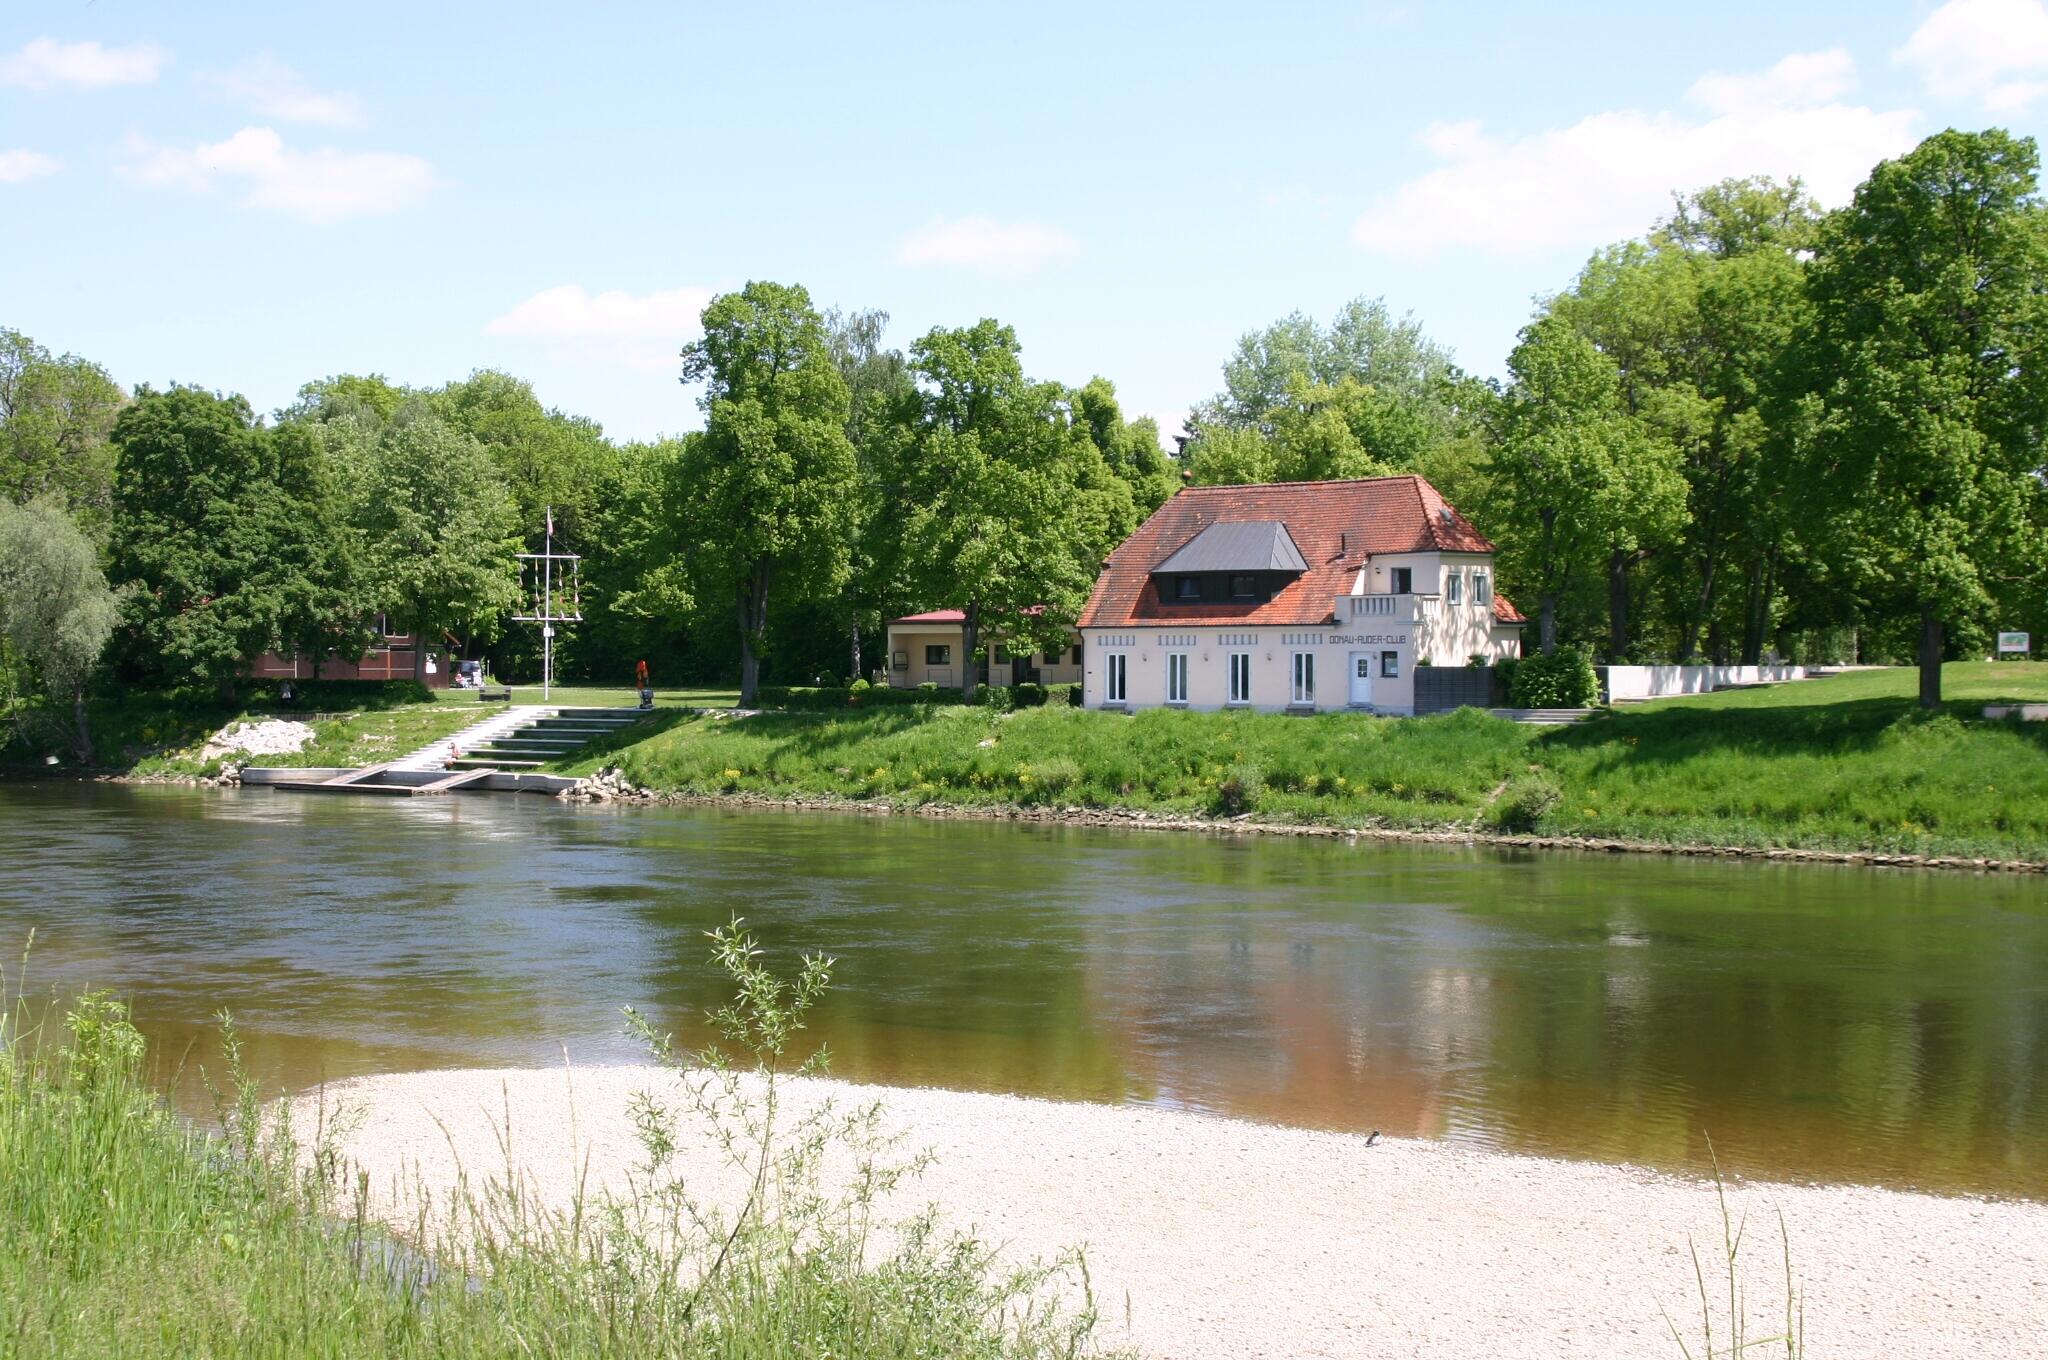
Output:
top-left (1, 781), bottom-right (2043, 1198)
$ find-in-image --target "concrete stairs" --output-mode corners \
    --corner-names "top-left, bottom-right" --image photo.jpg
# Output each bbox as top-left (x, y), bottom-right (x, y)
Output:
top-left (442, 707), bottom-right (645, 772)
top-left (1488, 708), bottom-right (1596, 726)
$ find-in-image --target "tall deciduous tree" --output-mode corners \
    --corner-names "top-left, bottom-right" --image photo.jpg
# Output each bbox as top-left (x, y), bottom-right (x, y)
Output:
top-left (0, 498), bottom-right (120, 760)
top-left (678, 282), bottom-right (857, 706)
top-left (825, 307), bottom-right (914, 682)
top-left (891, 321), bottom-right (1117, 699)
top-left (0, 329), bottom-right (124, 534)
top-left (355, 411), bottom-right (521, 681)
top-left (109, 388), bottom-right (291, 699)
top-left (1487, 317), bottom-right (1688, 656)
top-left (1807, 128), bottom-right (2048, 707)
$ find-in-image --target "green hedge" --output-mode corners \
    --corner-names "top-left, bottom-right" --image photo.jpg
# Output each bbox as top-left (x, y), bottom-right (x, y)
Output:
top-left (1507, 648), bottom-right (1599, 708)
top-left (751, 682), bottom-right (1082, 712)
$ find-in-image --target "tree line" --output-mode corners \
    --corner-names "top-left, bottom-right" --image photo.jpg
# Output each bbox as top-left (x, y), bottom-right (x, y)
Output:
top-left (1182, 129), bottom-right (2048, 708)
top-left (2, 126), bottom-right (2043, 757)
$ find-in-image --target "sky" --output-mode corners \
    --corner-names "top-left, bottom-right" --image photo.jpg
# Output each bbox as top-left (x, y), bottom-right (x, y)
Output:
top-left (4, 1), bottom-right (2047, 445)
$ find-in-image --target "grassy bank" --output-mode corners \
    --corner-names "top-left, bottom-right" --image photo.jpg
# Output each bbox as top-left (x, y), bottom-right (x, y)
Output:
top-left (560, 664), bottom-right (2048, 862)
top-left (0, 940), bottom-right (1108, 1359)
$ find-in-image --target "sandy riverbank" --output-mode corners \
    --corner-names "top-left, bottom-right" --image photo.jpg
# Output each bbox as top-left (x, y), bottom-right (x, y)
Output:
top-left (302, 1066), bottom-right (2048, 1359)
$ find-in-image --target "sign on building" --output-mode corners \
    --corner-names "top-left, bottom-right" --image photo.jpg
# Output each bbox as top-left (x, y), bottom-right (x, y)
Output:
top-left (1996, 631), bottom-right (2031, 656)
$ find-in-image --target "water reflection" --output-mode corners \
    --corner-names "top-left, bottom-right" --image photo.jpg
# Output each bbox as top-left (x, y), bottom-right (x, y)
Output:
top-left (1, 782), bottom-right (2044, 1198)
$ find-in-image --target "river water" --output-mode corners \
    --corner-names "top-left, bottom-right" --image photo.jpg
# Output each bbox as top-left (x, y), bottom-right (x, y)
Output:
top-left (2, 782), bottom-right (2044, 1197)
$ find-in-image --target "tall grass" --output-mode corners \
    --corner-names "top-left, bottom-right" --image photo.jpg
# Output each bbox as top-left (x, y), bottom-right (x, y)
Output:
top-left (0, 931), bottom-right (1111, 1359)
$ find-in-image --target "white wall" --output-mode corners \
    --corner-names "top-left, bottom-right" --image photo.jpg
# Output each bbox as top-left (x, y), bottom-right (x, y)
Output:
top-left (1603, 663), bottom-right (1806, 701)
top-left (1082, 627), bottom-right (1422, 714)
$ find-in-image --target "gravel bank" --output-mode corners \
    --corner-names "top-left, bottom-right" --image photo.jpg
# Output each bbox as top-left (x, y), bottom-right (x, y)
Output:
top-left (307, 1066), bottom-right (2047, 1359)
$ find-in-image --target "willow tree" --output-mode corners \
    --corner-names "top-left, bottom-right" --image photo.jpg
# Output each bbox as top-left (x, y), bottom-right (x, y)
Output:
top-left (0, 499), bottom-right (119, 760)
top-left (1807, 129), bottom-right (2048, 707)
top-left (678, 282), bottom-right (856, 706)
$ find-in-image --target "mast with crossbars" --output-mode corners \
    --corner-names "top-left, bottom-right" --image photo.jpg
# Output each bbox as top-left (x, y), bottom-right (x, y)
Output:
top-left (511, 507), bottom-right (582, 702)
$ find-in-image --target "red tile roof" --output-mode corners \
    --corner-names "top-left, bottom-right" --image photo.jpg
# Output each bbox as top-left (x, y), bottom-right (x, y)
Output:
top-left (1079, 475), bottom-right (1500, 629)
top-left (888, 605), bottom-right (1049, 626)
top-left (1493, 594), bottom-right (1526, 625)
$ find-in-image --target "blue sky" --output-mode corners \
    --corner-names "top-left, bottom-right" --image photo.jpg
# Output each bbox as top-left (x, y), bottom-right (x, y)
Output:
top-left (4, 1), bottom-right (2045, 443)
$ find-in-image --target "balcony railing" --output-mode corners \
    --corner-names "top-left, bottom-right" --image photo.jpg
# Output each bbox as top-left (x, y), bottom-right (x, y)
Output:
top-left (1337, 592), bottom-right (1442, 623)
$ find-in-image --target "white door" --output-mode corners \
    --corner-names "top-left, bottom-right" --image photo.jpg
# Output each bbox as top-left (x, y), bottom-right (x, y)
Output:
top-left (1348, 651), bottom-right (1373, 706)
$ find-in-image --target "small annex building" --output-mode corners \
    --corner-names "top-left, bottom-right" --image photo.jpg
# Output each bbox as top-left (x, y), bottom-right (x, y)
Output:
top-left (881, 609), bottom-right (1083, 690)
top-left (1076, 476), bottom-right (1524, 714)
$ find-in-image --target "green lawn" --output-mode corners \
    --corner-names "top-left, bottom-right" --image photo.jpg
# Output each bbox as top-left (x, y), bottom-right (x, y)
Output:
top-left (559, 663), bottom-right (2048, 862)
top-left (431, 682), bottom-right (740, 710)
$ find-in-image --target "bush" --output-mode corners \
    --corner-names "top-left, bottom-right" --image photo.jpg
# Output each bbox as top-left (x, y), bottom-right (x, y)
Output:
top-left (1488, 769), bottom-right (1563, 832)
top-left (1215, 762), bottom-right (1264, 816)
top-left (1508, 648), bottom-right (1598, 708)
top-left (1049, 682), bottom-right (1082, 708)
top-left (977, 685), bottom-right (1016, 713)
top-left (754, 684), bottom-right (968, 711)
top-left (1012, 682), bottom-right (1048, 708)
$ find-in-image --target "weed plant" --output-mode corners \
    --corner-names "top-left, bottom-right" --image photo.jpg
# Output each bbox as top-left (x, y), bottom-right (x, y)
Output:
top-left (0, 931), bottom-right (1110, 1359)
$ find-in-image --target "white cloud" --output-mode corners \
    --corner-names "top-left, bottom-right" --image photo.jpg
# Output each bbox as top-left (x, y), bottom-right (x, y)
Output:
top-left (1352, 50), bottom-right (1918, 258)
top-left (0, 149), bottom-right (61, 183)
top-left (1897, 0), bottom-right (2048, 110)
top-left (208, 55), bottom-right (366, 128)
top-left (0, 37), bottom-right (167, 90)
top-left (896, 216), bottom-right (1080, 272)
top-left (487, 284), bottom-right (716, 372)
top-left (124, 126), bottom-right (432, 223)
top-left (1688, 48), bottom-right (1856, 114)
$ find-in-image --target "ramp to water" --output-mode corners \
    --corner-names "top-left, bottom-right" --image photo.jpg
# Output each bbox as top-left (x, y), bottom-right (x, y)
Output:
top-left (258, 704), bottom-right (649, 796)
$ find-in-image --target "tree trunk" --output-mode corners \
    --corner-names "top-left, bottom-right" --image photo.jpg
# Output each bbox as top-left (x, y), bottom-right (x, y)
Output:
top-left (1918, 606), bottom-right (1943, 709)
top-left (736, 563), bottom-right (770, 707)
top-left (1607, 549), bottom-right (1630, 662)
top-left (849, 615), bottom-right (863, 685)
top-left (1678, 556), bottom-right (1719, 664)
top-left (216, 671), bottom-right (237, 704)
top-left (72, 679), bottom-right (92, 765)
top-left (1539, 593), bottom-right (1558, 657)
top-left (959, 602), bottom-right (980, 701)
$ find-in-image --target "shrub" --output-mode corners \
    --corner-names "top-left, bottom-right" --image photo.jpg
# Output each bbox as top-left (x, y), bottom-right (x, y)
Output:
top-left (977, 685), bottom-right (1016, 713)
top-left (849, 677), bottom-right (871, 694)
top-left (1215, 762), bottom-right (1264, 816)
top-left (1509, 648), bottom-right (1598, 708)
top-left (1012, 682), bottom-right (1048, 708)
top-left (1488, 769), bottom-right (1563, 832)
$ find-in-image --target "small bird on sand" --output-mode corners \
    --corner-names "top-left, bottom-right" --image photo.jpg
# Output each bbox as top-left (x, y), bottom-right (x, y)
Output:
top-left (1365, 1129), bottom-right (1381, 1146)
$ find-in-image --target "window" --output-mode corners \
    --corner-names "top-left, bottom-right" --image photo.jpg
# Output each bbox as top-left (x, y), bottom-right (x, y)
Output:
top-left (1105, 653), bottom-right (1128, 704)
top-left (1380, 650), bottom-right (1399, 678)
top-left (992, 644), bottom-right (1010, 664)
top-left (1175, 576), bottom-right (1202, 600)
top-left (1166, 653), bottom-right (1189, 704)
top-left (1230, 574), bottom-right (1257, 599)
top-left (1474, 572), bottom-right (1492, 606)
top-left (1291, 651), bottom-right (1315, 704)
top-left (1390, 567), bottom-right (1413, 594)
top-left (1445, 571), bottom-right (1462, 605)
top-left (1229, 653), bottom-right (1252, 704)
top-left (1069, 645), bottom-right (1083, 665)
top-left (925, 644), bottom-right (951, 666)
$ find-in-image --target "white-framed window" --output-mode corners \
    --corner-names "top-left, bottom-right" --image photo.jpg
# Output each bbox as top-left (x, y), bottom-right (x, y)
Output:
top-left (1105, 653), bottom-right (1128, 704)
top-left (1228, 652), bottom-right (1252, 704)
top-left (1474, 572), bottom-right (1492, 606)
top-left (1445, 571), bottom-right (1462, 605)
top-left (1291, 651), bottom-right (1315, 704)
top-left (1166, 652), bottom-right (1189, 704)
top-left (1380, 650), bottom-right (1399, 678)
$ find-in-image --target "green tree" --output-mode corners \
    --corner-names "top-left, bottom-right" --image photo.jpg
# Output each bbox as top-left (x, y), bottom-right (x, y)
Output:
top-left (1487, 317), bottom-right (1688, 656)
top-left (825, 307), bottom-right (914, 682)
top-left (109, 388), bottom-right (294, 699)
top-left (1184, 298), bottom-right (1483, 489)
top-left (1548, 178), bottom-right (1821, 662)
top-left (0, 329), bottom-right (124, 534)
top-left (1807, 128), bottom-right (2048, 707)
top-left (0, 499), bottom-right (120, 760)
top-left (1070, 377), bottom-right (1177, 531)
top-left (890, 320), bottom-right (1117, 699)
top-left (678, 282), bottom-right (857, 706)
top-left (355, 412), bottom-right (521, 680)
